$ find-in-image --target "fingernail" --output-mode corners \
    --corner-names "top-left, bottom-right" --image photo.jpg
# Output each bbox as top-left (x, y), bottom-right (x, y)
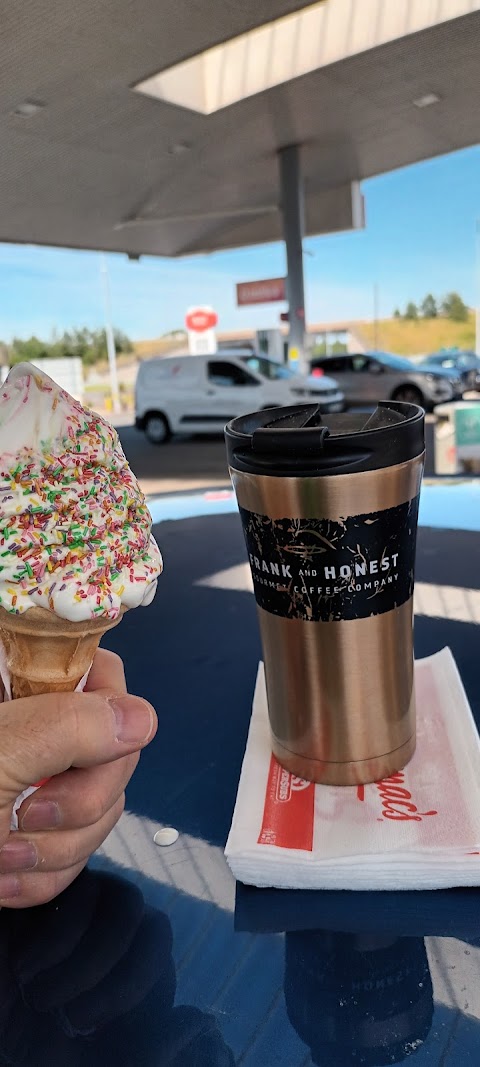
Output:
top-left (0, 876), bottom-right (21, 899)
top-left (108, 695), bottom-right (155, 744)
top-left (0, 841), bottom-right (37, 872)
top-left (21, 800), bottom-right (61, 831)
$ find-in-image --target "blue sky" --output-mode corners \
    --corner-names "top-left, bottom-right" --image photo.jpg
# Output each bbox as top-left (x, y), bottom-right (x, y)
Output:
top-left (0, 145), bottom-right (478, 341)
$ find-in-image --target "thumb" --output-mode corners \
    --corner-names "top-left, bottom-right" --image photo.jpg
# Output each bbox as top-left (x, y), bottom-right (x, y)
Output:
top-left (0, 688), bottom-right (156, 841)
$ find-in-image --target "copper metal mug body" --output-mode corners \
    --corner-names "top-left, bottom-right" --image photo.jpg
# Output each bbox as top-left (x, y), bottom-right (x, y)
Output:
top-left (232, 456), bottom-right (424, 786)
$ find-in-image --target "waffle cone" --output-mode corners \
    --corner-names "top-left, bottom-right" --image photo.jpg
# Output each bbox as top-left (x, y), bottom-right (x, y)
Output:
top-left (0, 607), bottom-right (124, 698)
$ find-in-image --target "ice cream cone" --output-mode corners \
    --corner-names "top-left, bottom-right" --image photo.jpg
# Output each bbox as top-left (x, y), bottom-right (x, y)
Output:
top-left (0, 607), bottom-right (125, 699)
top-left (0, 364), bottom-right (161, 704)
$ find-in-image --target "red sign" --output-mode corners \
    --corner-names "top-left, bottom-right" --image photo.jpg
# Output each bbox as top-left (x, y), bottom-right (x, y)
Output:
top-left (185, 308), bottom-right (218, 332)
top-left (236, 277), bottom-right (286, 306)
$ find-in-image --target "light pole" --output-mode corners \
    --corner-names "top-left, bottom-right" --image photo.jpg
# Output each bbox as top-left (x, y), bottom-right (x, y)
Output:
top-left (100, 254), bottom-right (121, 414)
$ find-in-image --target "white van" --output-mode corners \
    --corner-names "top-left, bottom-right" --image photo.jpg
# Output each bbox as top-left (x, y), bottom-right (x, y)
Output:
top-left (135, 352), bottom-right (344, 443)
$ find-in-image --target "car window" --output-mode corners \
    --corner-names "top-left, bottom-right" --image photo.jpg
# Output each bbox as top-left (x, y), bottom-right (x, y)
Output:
top-left (457, 354), bottom-right (477, 367)
top-left (422, 353), bottom-right (478, 370)
top-left (352, 356), bottom-right (370, 372)
top-left (373, 352), bottom-right (415, 371)
top-left (241, 355), bottom-right (294, 380)
top-left (207, 361), bottom-right (260, 387)
top-left (317, 357), bottom-right (350, 374)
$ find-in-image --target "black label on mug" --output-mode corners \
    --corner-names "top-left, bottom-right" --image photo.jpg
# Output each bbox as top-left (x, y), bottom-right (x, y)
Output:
top-left (239, 494), bottom-right (420, 622)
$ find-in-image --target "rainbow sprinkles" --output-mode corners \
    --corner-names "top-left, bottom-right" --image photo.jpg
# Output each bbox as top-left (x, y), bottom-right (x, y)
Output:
top-left (0, 363), bottom-right (162, 622)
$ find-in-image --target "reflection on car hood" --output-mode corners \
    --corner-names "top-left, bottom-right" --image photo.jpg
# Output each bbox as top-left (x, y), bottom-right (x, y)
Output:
top-left (304, 374), bottom-right (339, 391)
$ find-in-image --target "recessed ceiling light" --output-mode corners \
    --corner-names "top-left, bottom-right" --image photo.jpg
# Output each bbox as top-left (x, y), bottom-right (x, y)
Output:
top-left (413, 93), bottom-right (441, 108)
top-left (13, 100), bottom-right (46, 118)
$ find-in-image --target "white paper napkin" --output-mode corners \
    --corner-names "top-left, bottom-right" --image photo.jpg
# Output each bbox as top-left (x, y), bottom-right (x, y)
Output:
top-left (0, 642), bottom-right (89, 830)
top-left (225, 649), bottom-right (480, 891)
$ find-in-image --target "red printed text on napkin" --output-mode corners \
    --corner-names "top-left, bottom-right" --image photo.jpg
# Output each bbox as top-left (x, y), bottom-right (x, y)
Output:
top-left (258, 756), bottom-right (315, 851)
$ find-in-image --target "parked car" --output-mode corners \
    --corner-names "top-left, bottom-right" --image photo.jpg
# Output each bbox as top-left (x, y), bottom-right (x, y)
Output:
top-left (135, 352), bottom-right (345, 443)
top-left (310, 351), bottom-right (464, 410)
top-left (418, 351), bottom-right (480, 392)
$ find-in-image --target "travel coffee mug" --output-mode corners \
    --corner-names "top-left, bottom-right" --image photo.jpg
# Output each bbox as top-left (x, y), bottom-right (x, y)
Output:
top-left (225, 402), bottom-right (425, 785)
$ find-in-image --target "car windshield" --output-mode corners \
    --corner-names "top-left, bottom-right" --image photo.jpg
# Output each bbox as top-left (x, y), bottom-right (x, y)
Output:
top-left (240, 355), bottom-right (295, 380)
top-left (371, 352), bottom-right (416, 371)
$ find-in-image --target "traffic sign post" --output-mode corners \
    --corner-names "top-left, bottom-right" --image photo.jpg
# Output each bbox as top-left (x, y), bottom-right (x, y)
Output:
top-left (185, 306), bottom-right (218, 356)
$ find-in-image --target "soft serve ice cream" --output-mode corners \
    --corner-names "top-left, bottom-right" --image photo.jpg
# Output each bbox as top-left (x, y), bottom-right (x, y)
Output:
top-left (0, 363), bottom-right (162, 622)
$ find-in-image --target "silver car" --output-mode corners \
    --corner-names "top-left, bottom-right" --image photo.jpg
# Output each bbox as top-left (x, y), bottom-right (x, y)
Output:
top-left (310, 351), bottom-right (464, 410)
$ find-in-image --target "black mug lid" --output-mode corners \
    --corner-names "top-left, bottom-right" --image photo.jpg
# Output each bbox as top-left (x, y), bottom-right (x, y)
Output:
top-left (225, 402), bottom-right (425, 477)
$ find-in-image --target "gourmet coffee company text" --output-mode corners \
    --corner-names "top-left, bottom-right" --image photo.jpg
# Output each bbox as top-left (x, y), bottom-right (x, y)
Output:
top-left (249, 552), bottom-right (400, 594)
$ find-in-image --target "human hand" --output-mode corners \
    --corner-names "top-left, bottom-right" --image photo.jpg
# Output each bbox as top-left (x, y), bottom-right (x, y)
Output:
top-left (0, 649), bottom-right (157, 907)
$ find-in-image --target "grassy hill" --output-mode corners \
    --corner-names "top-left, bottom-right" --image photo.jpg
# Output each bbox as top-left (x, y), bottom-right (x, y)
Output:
top-left (357, 313), bottom-right (476, 356)
top-left (133, 337), bottom-right (185, 358)
top-left (133, 314), bottom-right (476, 361)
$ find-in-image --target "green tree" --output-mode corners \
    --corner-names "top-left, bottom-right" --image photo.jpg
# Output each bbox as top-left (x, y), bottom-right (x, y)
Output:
top-left (421, 294), bottom-right (437, 318)
top-left (59, 328), bottom-right (93, 361)
top-left (80, 328), bottom-right (133, 366)
top-left (6, 327), bottom-right (133, 367)
top-left (441, 292), bottom-right (469, 322)
top-left (393, 308), bottom-right (401, 318)
top-left (9, 336), bottom-right (52, 363)
top-left (404, 302), bottom-right (418, 321)
top-left (113, 329), bottom-right (133, 354)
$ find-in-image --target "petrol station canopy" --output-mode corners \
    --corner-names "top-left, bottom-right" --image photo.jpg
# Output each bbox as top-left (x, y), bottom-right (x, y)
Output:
top-left (1, 0), bottom-right (479, 258)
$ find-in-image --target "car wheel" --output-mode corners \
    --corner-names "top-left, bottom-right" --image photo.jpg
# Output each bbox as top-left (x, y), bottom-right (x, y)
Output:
top-left (392, 385), bottom-right (424, 407)
top-left (145, 413), bottom-right (171, 444)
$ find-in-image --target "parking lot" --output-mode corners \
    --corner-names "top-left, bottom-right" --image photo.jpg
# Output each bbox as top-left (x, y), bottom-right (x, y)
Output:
top-left (118, 415), bottom-right (437, 496)
top-left (117, 426), bottom-right (231, 495)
